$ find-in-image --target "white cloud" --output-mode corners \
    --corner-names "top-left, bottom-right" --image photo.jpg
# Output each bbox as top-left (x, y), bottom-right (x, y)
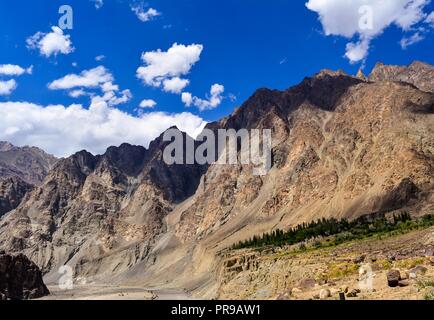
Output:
top-left (91, 89), bottom-right (132, 107)
top-left (131, 5), bottom-right (161, 22)
top-left (91, 0), bottom-right (104, 9)
top-left (27, 26), bottom-right (74, 57)
top-left (306, 0), bottom-right (431, 63)
top-left (48, 66), bottom-right (132, 107)
top-left (139, 99), bottom-right (157, 108)
top-left (48, 66), bottom-right (113, 90)
top-left (181, 92), bottom-right (193, 107)
top-left (400, 32), bottom-right (425, 49)
top-left (0, 64), bottom-right (33, 76)
top-left (0, 80), bottom-right (17, 96)
top-left (182, 84), bottom-right (225, 111)
top-left (95, 55), bottom-right (106, 62)
top-left (136, 43), bottom-right (203, 93)
top-left (69, 89), bottom-right (87, 98)
top-left (0, 101), bottom-right (207, 157)
top-left (163, 77), bottom-right (190, 94)
top-left (345, 38), bottom-right (370, 63)
top-left (426, 11), bottom-right (434, 26)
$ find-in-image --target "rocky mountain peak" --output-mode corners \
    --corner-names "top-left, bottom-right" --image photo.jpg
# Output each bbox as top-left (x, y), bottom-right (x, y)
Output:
top-left (102, 143), bottom-right (147, 176)
top-left (0, 142), bottom-right (57, 186)
top-left (0, 142), bottom-right (14, 152)
top-left (369, 60), bottom-right (434, 92)
top-left (314, 68), bottom-right (348, 79)
top-left (356, 68), bottom-right (367, 81)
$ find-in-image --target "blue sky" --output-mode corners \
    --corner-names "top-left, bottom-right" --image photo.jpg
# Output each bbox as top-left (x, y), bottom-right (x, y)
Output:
top-left (0, 0), bottom-right (433, 156)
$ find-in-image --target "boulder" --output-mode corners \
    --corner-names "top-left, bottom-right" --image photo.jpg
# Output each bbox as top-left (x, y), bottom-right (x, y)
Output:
top-left (387, 270), bottom-right (401, 287)
top-left (346, 288), bottom-right (361, 298)
top-left (398, 280), bottom-right (409, 287)
top-left (0, 252), bottom-right (49, 300)
top-left (319, 288), bottom-right (331, 299)
top-left (408, 265), bottom-right (427, 279)
top-left (353, 255), bottom-right (366, 264)
top-left (299, 278), bottom-right (316, 289)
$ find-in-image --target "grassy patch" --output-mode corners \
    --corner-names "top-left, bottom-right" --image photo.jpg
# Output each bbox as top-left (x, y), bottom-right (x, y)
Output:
top-left (326, 261), bottom-right (359, 279)
top-left (424, 289), bottom-right (434, 300)
top-left (395, 257), bottom-right (427, 269)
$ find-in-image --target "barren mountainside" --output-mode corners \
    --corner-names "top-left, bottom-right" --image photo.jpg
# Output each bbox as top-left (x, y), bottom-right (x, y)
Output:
top-left (0, 61), bottom-right (432, 298)
top-left (0, 142), bottom-right (57, 185)
top-left (0, 143), bottom-right (57, 218)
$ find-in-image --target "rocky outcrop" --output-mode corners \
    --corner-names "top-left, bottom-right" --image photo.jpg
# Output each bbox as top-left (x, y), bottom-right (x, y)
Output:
top-left (0, 252), bottom-right (49, 300)
top-left (369, 61), bottom-right (434, 92)
top-left (0, 177), bottom-right (33, 217)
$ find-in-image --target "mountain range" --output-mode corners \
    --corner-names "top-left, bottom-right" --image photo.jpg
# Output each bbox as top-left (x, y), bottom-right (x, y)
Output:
top-left (0, 61), bottom-right (432, 298)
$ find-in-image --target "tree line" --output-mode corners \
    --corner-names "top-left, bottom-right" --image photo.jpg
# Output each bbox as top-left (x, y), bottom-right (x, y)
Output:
top-left (232, 212), bottom-right (433, 250)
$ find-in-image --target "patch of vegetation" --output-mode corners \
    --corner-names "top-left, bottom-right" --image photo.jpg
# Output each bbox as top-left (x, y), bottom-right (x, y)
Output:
top-left (395, 257), bottom-right (427, 269)
top-left (419, 280), bottom-right (434, 301)
top-left (231, 213), bottom-right (434, 250)
top-left (326, 261), bottom-right (359, 279)
top-left (374, 259), bottom-right (393, 271)
top-left (424, 289), bottom-right (434, 301)
top-left (417, 280), bottom-right (434, 289)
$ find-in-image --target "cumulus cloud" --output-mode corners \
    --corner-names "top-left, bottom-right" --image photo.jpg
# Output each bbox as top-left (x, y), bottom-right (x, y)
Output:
top-left (306, 0), bottom-right (432, 63)
top-left (48, 66), bottom-right (132, 107)
top-left (163, 77), bottom-right (190, 94)
top-left (69, 89), bottom-right (87, 98)
top-left (27, 26), bottom-right (74, 57)
top-left (139, 99), bottom-right (157, 108)
top-left (182, 84), bottom-right (225, 111)
top-left (136, 43), bottom-right (203, 93)
top-left (131, 5), bottom-right (161, 22)
top-left (0, 64), bottom-right (33, 76)
top-left (0, 101), bottom-right (207, 157)
top-left (0, 80), bottom-right (17, 96)
top-left (48, 66), bottom-right (113, 90)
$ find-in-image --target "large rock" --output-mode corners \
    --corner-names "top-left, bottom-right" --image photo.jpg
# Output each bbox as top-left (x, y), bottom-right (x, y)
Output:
top-left (387, 270), bottom-right (401, 287)
top-left (408, 265), bottom-right (428, 279)
top-left (0, 252), bottom-right (49, 300)
top-left (319, 288), bottom-right (331, 299)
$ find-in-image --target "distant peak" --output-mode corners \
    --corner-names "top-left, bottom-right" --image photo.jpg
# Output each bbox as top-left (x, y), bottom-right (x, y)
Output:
top-left (0, 141), bottom-right (15, 152)
top-left (356, 68), bottom-right (367, 81)
top-left (315, 69), bottom-right (348, 79)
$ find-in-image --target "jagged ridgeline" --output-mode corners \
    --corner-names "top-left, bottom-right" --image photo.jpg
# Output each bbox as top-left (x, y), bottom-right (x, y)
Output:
top-left (0, 61), bottom-right (433, 297)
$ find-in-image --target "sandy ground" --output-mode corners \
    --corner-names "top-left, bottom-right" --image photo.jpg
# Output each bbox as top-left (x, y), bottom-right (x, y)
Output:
top-left (38, 284), bottom-right (196, 300)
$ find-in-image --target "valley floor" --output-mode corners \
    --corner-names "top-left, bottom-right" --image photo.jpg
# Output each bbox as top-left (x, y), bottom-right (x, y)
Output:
top-left (38, 285), bottom-right (194, 300)
top-left (36, 226), bottom-right (434, 300)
